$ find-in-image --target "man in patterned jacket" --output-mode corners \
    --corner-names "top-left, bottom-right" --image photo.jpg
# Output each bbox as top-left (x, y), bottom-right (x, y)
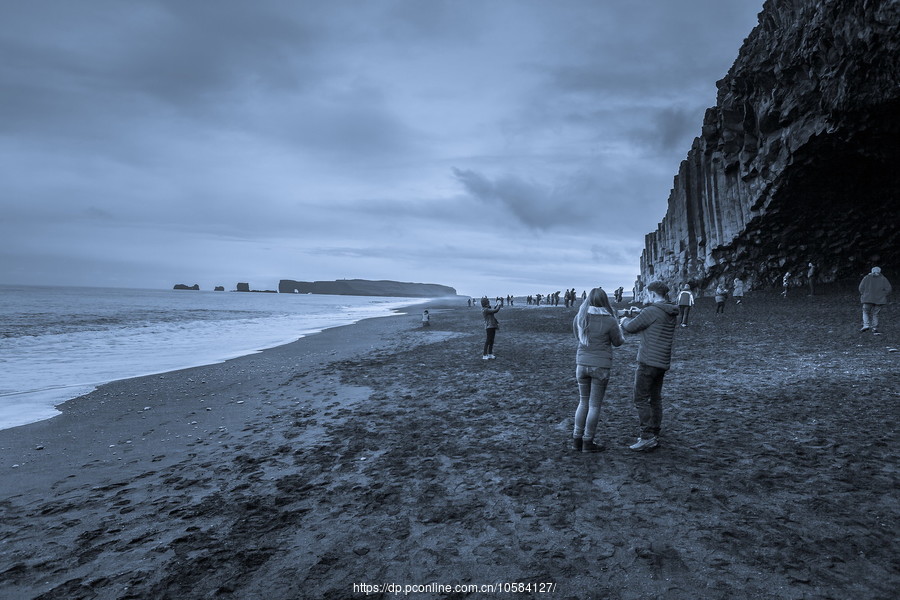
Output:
top-left (620, 281), bottom-right (679, 452)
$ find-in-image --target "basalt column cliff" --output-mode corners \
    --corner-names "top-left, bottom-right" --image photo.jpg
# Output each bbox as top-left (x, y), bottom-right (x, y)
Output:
top-left (639, 0), bottom-right (899, 292)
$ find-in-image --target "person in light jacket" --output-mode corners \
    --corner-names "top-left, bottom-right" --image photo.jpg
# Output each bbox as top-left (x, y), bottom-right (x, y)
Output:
top-left (481, 297), bottom-right (501, 359)
top-left (571, 288), bottom-right (625, 453)
top-left (859, 267), bottom-right (892, 334)
top-left (733, 277), bottom-right (745, 305)
top-left (676, 284), bottom-right (694, 327)
top-left (620, 281), bottom-right (679, 452)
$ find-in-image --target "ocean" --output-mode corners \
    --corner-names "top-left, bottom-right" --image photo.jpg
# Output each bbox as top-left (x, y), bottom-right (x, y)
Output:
top-left (0, 285), bottom-right (424, 431)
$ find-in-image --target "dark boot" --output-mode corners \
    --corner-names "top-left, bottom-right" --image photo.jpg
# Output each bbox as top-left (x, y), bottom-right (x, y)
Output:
top-left (582, 440), bottom-right (606, 453)
top-left (572, 437), bottom-right (583, 451)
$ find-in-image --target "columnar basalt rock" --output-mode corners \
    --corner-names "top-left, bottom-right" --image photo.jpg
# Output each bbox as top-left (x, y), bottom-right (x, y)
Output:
top-left (640, 0), bottom-right (900, 294)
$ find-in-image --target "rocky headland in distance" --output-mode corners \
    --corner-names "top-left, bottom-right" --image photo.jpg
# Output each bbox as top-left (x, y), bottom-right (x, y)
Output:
top-left (279, 279), bottom-right (458, 298)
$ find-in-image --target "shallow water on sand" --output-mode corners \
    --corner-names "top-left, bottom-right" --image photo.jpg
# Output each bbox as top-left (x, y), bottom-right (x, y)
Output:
top-left (0, 285), bottom-right (422, 430)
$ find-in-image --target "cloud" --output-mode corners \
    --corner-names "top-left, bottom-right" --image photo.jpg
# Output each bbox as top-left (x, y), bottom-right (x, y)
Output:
top-left (629, 106), bottom-right (705, 155)
top-left (452, 167), bottom-right (577, 230)
top-left (0, 0), bottom-right (766, 295)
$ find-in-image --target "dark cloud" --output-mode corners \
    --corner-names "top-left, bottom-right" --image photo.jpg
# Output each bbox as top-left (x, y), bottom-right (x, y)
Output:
top-left (452, 167), bottom-right (582, 230)
top-left (628, 106), bottom-right (705, 155)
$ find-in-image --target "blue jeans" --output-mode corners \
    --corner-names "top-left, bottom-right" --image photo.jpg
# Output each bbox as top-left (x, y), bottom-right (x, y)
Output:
top-left (574, 365), bottom-right (610, 441)
top-left (633, 363), bottom-right (666, 438)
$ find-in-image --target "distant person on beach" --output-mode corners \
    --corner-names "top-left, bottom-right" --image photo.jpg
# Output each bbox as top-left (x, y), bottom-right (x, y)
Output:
top-left (422, 310), bottom-right (430, 327)
top-left (676, 284), bottom-right (694, 327)
top-left (782, 271), bottom-right (792, 298)
top-left (733, 277), bottom-right (745, 305)
top-left (859, 267), bottom-right (892, 334)
top-left (571, 288), bottom-right (624, 453)
top-left (715, 282), bottom-right (728, 314)
top-left (807, 262), bottom-right (817, 296)
top-left (620, 281), bottom-right (678, 452)
top-left (481, 297), bottom-right (501, 359)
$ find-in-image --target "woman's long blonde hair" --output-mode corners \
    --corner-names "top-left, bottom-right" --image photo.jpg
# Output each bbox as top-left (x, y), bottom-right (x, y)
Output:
top-left (574, 287), bottom-right (615, 346)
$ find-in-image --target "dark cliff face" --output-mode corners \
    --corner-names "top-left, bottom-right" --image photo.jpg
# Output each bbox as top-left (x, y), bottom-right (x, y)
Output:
top-left (640, 0), bottom-right (900, 292)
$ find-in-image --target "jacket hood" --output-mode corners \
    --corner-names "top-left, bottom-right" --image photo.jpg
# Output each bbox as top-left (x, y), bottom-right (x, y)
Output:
top-left (649, 301), bottom-right (679, 316)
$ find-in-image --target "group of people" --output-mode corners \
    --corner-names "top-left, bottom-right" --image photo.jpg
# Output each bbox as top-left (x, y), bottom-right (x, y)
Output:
top-left (713, 277), bottom-right (744, 314)
top-left (571, 283), bottom-right (676, 452)
top-left (671, 277), bottom-right (744, 326)
top-left (526, 291), bottom-right (569, 306)
top-left (473, 265), bottom-right (892, 454)
top-left (468, 296), bottom-right (515, 308)
top-left (479, 283), bottom-right (677, 452)
top-left (782, 262), bottom-right (818, 297)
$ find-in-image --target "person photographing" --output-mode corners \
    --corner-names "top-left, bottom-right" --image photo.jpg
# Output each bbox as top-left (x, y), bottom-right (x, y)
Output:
top-left (481, 297), bottom-right (501, 359)
top-left (619, 281), bottom-right (679, 452)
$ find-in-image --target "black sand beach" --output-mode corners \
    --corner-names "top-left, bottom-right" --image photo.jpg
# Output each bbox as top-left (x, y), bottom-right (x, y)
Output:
top-left (1, 291), bottom-right (897, 599)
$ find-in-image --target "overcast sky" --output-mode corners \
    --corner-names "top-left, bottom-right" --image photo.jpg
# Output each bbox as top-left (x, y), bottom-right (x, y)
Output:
top-left (1, 0), bottom-right (763, 296)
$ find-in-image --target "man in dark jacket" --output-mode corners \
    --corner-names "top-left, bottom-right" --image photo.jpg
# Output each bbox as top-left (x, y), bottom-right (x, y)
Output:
top-left (620, 281), bottom-right (679, 451)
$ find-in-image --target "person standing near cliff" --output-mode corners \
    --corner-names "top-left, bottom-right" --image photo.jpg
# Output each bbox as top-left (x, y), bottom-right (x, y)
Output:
top-left (620, 281), bottom-right (679, 452)
top-left (715, 282), bottom-right (729, 314)
top-left (571, 288), bottom-right (625, 453)
top-left (481, 297), bottom-right (501, 359)
top-left (782, 271), bottom-right (792, 298)
top-left (807, 262), bottom-right (817, 296)
top-left (859, 267), bottom-right (892, 334)
top-left (676, 284), bottom-right (694, 327)
top-left (733, 277), bottom-right (745, 306)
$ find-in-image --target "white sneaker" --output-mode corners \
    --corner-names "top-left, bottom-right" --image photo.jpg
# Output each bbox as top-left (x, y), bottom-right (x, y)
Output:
top-left (488, 354), bottom-right (496, 359)
top-left (629, 437), bottom-right (659, 452)
top-left (482, 355), bottom-right (490, 360)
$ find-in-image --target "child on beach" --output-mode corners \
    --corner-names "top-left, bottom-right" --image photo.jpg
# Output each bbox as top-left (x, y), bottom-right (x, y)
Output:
top-left (571, 288), bottom-right (625, 453)
top-left (620, 281), bottom-right (678, 452)
top-left (481, 298), bottom-right (500, 359)
top-left (676, 284), bottom-right (694, 327)
top-left (422, 310), bottom-right (430, 327)
top-left (782, 271), bottom-right (792, 298)
top-left (715, 283), bottom-right (728, 314)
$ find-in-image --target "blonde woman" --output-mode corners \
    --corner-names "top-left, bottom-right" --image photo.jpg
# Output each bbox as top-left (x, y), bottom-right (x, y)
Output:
top-left (572, 288), bottom-right (625, 452)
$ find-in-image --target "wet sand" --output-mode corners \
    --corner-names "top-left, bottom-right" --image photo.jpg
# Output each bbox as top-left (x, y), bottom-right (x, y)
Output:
top-left (0, 292), bottom-right (897, 599)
